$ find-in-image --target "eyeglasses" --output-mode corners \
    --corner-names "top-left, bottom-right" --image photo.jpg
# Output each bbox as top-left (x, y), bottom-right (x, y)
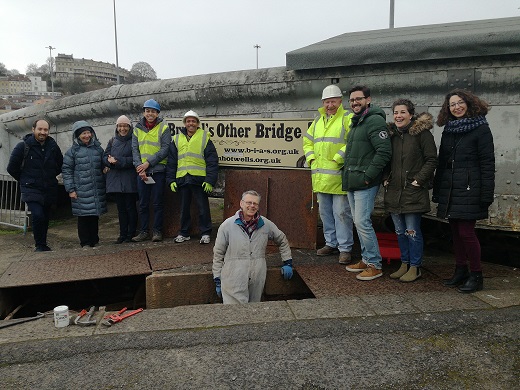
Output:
top-left (449, 100), bottom-right (466, 108)
top-left (242, 201), bottom-right (259, 207)
top-left (348, 97), bottom-right (366, 103)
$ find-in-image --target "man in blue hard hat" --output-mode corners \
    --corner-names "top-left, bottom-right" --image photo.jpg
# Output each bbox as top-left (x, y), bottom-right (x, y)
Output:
top-left (131, 99), bottom-right (171, 242)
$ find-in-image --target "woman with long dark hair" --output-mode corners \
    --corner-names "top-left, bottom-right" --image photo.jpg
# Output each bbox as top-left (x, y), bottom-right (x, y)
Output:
top-left (384, 99), bottom-right (437, 282)
top-left (433, 89), bottom-right (495, 293)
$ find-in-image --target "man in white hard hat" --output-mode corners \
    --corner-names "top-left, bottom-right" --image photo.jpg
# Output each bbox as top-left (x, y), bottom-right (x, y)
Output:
top-left (166, 110), bottom-right (218, 244)
top-left (303, 85), bottom-right (355, 264)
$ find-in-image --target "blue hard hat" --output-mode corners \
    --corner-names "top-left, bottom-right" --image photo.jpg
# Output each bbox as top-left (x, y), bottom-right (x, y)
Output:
top-left (143, 99), bottom-right (160, 112)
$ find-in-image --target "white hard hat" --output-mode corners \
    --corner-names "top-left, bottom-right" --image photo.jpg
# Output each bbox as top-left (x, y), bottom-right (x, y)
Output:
top-left (183, 110), bottom-right (200, 123)
top-left (322, 85), bottom-right (343, 100)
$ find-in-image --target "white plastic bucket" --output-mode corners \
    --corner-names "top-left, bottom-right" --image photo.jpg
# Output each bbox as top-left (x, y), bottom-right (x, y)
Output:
top-left (53, 305), bottom-right (69, 328)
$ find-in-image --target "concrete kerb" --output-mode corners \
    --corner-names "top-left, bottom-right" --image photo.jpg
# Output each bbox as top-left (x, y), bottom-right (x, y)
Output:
top-left (1, 286), bottom-right (516, 345)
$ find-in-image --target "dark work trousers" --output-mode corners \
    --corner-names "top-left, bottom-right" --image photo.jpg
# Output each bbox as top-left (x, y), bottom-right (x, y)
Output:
top-left (78, 216), bottom-right (100, 247)
top-left (136, 171), bottom-right (165, 234)
top-left (449, 218), bottom-right (481, 272)
top-left (114, 192), bottom-right (138, 239)
top-left (178, 183), bottom-right (212, 237)
top-left (26, 201), bottom-right (52, 248)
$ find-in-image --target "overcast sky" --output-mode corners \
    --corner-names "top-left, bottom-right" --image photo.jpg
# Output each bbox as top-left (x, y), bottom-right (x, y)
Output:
top-left (1, 0), bottom-right (519, 80)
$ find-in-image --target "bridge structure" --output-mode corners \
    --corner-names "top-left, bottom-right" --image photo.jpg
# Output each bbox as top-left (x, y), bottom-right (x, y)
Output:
top-left (0, 17), bottom-right (519, 235)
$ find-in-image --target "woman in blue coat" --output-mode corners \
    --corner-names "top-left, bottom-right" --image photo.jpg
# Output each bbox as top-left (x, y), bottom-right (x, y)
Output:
top-left (62, 121), bottom-right (107, 247)
top-left (103, 115), bottom-right (138, 243)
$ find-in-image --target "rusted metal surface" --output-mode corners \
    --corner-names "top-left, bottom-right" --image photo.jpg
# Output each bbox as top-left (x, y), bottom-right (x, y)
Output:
top-left (0, 250), bottom-right (151, 288)
top-left (223, 169), bottom-right (317, 249)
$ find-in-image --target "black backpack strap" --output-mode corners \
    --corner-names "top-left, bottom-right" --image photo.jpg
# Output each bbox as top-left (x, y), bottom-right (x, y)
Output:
top-left (20, 141), bottom-right (30, 170)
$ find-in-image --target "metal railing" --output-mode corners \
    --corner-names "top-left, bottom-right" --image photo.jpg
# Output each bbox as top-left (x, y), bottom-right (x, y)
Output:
top-left (0, 174), bottom-right (29, 234)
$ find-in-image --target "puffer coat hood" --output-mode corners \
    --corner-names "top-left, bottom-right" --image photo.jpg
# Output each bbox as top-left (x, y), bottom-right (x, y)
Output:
top-left (383, 112), bottom-right (438, 214)
top-left (62, 122), bottom-right (107, 216)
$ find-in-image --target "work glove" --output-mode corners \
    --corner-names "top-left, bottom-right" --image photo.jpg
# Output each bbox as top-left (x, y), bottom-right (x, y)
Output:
top-left (281, 259), bottom-right (293, 280)
top-left (170, 182), bottom-right (177, 192)
top-left (214, 277), bottom-right (222, 298)
top-left (202, 182), bottom-right (213, 193)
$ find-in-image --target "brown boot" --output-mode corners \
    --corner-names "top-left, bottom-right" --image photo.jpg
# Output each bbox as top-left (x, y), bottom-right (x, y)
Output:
top-left (399, 266), bottom-right (421, 282)
top-left (316, 245), bottom-right (339, 256)
top-left (390, 263), bottom-right (408, 279)
top-left (338, 252), bottom-right (352, 265)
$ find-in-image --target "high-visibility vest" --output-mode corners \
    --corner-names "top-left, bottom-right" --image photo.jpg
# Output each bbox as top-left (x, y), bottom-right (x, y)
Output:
top-left (134, 122), bottom-right (169, 165)
top-left (303, 106), bottom-right (352, 194)
top-left (173, 128), bottom-right (209, 178)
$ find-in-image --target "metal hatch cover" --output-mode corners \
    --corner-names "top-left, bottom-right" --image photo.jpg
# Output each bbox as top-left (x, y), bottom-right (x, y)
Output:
top-left (0, 250), bottom-right (151, 288)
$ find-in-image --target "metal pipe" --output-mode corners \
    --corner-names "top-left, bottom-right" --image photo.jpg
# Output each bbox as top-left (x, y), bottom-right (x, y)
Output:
top-left (113, 0), bottom-right (120, 84)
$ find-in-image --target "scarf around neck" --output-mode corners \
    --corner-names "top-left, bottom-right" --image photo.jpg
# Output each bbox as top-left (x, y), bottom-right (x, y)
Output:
top-left (238, 210), bottom-right (260, 237)
top-left (444, 116), bottom-right (488, 134)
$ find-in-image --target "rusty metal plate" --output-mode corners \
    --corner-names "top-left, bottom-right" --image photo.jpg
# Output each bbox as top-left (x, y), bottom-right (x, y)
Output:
top-left (147, 240), bottom-right (214, 271)
top-left (223, 169), bottom-right (317, 249)
top-left (0, 250), bottom-right (151, 288)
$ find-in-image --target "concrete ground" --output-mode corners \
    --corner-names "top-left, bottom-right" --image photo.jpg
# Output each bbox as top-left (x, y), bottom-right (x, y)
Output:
top-left (0, 200), bottom-right (519, 389)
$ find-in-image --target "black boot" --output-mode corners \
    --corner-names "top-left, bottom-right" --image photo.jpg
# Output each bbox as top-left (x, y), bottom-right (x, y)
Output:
top-left (442, 266), bottom-right (469, 287)
top-left (458, 271), bottom-right (483, 293)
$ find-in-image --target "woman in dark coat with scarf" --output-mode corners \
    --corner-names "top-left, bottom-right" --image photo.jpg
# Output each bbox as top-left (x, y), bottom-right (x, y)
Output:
top-left (433, 89), bottom-right (495, 293)
top-left (103, 115), bottom-right (138, 243)
top-left (384, 99), bottom-right (438, 282)
top-left (62, 120), bottom-right (107, 247)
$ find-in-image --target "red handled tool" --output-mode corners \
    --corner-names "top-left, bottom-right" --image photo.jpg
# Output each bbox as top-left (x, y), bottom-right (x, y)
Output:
top-left (101, 307), bottom-right (143, 326)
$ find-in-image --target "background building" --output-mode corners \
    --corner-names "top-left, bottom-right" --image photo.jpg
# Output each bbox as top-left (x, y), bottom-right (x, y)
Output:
top-left (54, 53), bottom-right (130, 83)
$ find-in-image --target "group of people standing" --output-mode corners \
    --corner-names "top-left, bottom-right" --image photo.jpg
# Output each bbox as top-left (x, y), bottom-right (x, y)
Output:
top-left (7, 85), bottom-right (495, 299)
top-left (7, 99), bottom-right (218, 250)
top-left (305, 84), bottom-right (495, 293)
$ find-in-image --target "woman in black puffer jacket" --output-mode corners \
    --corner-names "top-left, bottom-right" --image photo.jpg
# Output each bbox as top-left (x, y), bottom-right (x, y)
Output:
top-left (433, 89), bottom-right (495, 293)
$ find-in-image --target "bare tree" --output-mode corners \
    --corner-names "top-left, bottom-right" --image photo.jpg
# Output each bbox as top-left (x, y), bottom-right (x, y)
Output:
top-left (8, 69), bottom-right (20, 76)
top-left (26, 63), bottom-right (41, 75)
top-left (130, 61), bottom-right (158, 82)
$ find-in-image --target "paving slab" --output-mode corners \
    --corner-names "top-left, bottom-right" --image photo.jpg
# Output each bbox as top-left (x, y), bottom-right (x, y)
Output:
top-left (359, 293), bottom-right (421, 316)
top-left (287, 296), bottom-right (374, 319)
top-left (406, 291), bottom-right (492, 312)
top-left (96, 301), bottom-right (296, 334)
top-left (473, 289), bottom-right (520, 308)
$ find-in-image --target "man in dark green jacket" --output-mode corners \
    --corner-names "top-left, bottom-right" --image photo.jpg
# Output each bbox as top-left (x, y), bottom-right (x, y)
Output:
top-left (342, 85), bottom-right (392, 281)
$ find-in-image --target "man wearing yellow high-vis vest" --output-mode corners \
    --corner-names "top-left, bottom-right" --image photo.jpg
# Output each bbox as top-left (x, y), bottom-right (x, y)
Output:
top-left (166, 110), bottom-right (218, 244)
top-left (303, 85), bottom-right (354, 265)
top-left (131, 99), bottom-right (171, 242)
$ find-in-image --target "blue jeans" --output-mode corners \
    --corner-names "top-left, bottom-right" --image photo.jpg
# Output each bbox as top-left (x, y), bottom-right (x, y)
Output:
top-left (136, 172), bottom-right (165, 233)
top-left (391, 212), bottom-right (424, 267)
top-left (347, 186), bottom-right (382, 268)
top-left (317, 193), bottom-right (354, 252)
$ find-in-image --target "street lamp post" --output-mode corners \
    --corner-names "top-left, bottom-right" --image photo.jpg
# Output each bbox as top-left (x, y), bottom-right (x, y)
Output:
top-left (45, 45), bottom-right (55, 94)
top-left (113, 0), bottom-right (120, 84)
top-left (254, 44), bottom-right (261, 69)
top-left (389, 0), bottom-right (395, 28)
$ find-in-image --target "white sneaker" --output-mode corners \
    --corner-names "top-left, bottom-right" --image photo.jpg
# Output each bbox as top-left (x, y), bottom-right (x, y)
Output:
top-left (200, 235), bottom-right (211, 244)
top-left (174, 235), bottom-right (190, 243)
